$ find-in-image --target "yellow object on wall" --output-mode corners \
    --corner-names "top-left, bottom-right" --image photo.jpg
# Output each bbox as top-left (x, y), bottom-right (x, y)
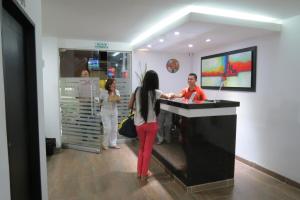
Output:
top-left (99, 79), bottom-right (106, 89)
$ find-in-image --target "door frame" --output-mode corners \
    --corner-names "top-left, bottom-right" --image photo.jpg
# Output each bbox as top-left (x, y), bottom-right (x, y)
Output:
top-left (2, 0), bottom-right (41, 199)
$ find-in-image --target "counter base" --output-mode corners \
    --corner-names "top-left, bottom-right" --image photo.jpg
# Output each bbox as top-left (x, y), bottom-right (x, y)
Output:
top-left (152, 155), bottom-right (234, 193)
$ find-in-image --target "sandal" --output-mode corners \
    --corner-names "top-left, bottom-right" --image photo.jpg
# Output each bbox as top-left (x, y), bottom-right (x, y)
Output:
top-left (141, 171), bottom-right (152, 180)
top-left (109, 145), bottom-right (121, 149)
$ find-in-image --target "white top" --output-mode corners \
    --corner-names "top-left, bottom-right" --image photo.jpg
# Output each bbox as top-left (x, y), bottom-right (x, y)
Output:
top-left (99, 88), bottom-right (120, 114)
top-left (134, 88), bottom-right (162, 126)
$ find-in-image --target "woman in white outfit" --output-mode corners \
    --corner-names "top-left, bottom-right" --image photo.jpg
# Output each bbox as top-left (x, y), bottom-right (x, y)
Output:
top-left (99, 78), bottom-right (121, 150)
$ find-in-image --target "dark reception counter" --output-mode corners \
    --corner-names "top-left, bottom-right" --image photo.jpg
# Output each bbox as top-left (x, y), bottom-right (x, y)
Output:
top-left (153, 99), bottom-right (240, 192)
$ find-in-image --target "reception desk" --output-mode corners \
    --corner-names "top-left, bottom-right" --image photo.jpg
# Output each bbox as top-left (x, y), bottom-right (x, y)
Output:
top-left (153, 99), bottom-right (240, 192)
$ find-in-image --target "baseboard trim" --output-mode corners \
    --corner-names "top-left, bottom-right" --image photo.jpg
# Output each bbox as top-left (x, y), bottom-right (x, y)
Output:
top-left (174, 176), bottom-right (234, 193)
top-left (235, 155), bottom-right (300, 189)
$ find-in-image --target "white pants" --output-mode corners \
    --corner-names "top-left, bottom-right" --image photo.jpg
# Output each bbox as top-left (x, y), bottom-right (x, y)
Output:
top-left (101, 111), bottom-right (118, 147)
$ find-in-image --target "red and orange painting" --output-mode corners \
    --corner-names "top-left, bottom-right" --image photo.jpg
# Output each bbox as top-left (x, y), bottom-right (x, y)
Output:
top-left (201, 47), bottom-right (256, 91)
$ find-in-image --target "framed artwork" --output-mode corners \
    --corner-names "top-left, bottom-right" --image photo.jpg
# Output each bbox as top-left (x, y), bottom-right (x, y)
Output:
top-left (166, 58), bottom-right (180, 73)
top-left (201, 46), bottom-right (257, 91)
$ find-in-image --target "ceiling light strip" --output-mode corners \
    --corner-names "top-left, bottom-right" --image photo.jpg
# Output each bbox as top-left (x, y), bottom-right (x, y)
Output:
top-left (130, 5), bottom-right (282, 47)
top-left (190, 6), bottom-right (282, 24)
top-left (130, 6), bottom-right (191, 46)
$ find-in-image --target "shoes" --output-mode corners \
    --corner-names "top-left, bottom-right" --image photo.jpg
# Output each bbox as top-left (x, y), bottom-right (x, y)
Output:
top-left (141, 171), bottom-right (152, 181)
top-left (146, 171), bottom-right (152, 177)
top-left (102, 145), bottom-right (121, 150)
top-left (137, 171), bottom-right (152, 179)
top-left (109, 145), bottom-right (120, 149)
top-left (102, 145), bottom-right (108, 150)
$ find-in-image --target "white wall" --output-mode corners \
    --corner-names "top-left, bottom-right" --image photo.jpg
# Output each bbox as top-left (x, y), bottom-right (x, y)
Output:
top-left (132, 51), bottom-right (193, 93)
top-left (193, 15), bottom-right (300, 183)
top-left (0, 0), bottom-right (48, 200)
top-left (42, 37), bottom-right (61, 147)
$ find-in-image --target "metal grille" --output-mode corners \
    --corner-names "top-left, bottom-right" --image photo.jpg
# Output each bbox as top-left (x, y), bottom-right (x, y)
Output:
top-left (60, 78), bottom-right (102, 153)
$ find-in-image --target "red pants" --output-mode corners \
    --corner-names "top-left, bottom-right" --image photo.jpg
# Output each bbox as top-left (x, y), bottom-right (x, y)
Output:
top-left (136, 122), bottom-right (158, 177)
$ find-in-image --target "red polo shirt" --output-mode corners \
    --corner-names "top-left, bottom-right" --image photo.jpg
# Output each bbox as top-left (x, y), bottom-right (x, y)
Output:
top-left (181, 85), bottom-right (207, 103)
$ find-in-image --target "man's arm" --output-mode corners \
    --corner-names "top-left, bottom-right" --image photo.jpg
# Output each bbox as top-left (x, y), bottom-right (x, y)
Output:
top-left (170, 91), bottom-right (184, 99)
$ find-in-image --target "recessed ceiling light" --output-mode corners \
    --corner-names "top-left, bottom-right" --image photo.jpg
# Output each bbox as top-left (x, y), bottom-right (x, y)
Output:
top-left (188, 44), bottom-right (193, 48)
top-left (147, 44), bottom-right (152, 48)
top-left (137, 48), bottom-right (149, 51)
top-left (174, 31), bottom-right (180, 36)
top-left (159, 39), bottom-right (164, 42)
top-left (112, 52), bottom-right (120, 56)
top-left (205, 38), bottom-right (211, 42)
top-left (130, 5), bottom-right (282, 46)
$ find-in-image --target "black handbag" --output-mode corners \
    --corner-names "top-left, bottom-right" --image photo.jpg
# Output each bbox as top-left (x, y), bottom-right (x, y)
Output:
top-left (118, 87), bottom-right (139, 138)
top-left (118, 113), bottom-right (137, 138)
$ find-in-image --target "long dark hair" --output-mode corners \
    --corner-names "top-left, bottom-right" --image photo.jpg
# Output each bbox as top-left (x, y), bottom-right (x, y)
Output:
top-left (140, 70), bottom-right (160, 122)
top-left (105, 78), bottom-right (115, 92)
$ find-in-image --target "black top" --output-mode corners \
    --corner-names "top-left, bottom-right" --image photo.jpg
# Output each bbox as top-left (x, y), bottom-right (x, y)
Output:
top-left (160, 99), bottom-right (240, 109)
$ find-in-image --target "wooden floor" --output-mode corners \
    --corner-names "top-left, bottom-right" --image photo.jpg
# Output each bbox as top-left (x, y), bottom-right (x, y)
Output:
top-left (47, 142), bottom-right (300, 200)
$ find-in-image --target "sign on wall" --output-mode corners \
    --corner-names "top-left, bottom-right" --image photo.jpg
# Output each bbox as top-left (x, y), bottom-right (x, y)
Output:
top-left (95, 42), bottom-right (109, 50)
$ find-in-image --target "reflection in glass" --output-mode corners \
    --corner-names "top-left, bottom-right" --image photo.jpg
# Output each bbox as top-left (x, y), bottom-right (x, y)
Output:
top-left (59, 49), bottom-right (131, 80)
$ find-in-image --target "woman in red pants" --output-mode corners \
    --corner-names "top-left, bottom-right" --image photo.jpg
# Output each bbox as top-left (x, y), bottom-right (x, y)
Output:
top-left (129, 70), bottom-right (170, 181)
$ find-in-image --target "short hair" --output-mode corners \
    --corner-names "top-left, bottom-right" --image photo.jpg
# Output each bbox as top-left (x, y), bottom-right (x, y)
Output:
top-left (188, 73), bottom-right (197, 80)
top-left (105, 78), bottom-right (115, 92)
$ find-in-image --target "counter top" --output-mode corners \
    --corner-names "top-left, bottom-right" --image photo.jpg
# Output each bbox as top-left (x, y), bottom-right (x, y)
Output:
top-left (160, 99), bottom-right (240, 109)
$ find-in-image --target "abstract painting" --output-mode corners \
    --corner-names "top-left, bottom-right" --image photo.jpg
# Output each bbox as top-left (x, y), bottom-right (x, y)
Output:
top-left (201, 46), bottom-right (256, 91)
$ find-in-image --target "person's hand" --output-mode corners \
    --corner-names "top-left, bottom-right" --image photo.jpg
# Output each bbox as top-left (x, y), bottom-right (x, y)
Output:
top-left (109, 95), bottom-right (120, 102)
top-left (165, 93), bottom-right (171, 99)
top-left (114, 95), bottom-right (121, 102)
top-left (169, 93), bottom-right (176, 99)
top-left (109, 91), bottom-right (116, 96)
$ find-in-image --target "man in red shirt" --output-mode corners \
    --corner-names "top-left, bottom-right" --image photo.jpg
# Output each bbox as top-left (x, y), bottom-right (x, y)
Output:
top-left (171, 73), bottom-right (207, 103)
top-left (169, 73), bottom-right (207, 147)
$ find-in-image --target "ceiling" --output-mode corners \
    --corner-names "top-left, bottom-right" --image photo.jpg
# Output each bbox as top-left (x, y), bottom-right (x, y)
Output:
top-left (141, 21), bottom-right (278, 53)
top-left (42, 0), bottom-right (300, 52)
